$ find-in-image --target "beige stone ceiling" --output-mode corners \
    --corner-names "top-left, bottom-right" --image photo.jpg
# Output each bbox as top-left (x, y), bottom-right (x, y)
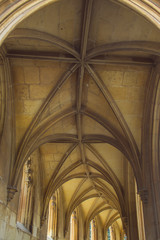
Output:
top-left (3, 0), bottom-right (160, 233)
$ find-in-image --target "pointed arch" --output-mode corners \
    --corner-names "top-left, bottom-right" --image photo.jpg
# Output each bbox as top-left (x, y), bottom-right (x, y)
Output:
top-left (0, 0), bottom-right (160, 47)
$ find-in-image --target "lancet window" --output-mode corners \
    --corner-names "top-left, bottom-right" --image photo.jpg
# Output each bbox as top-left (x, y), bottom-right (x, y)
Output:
top-left (107, 227), bottom-right (111, 240)
top-left (107, 226), bottom-right (116, 240)
top-left (89, 219), bottom-right (97, 240)
top-left (124, 233), bottom-right (127, 240)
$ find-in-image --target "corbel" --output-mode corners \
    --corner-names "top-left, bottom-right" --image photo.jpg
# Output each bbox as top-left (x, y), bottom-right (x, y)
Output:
top-left (138, 188), bottom-right (148, 204)
top-left (7, 185), bottom-right (17, 202)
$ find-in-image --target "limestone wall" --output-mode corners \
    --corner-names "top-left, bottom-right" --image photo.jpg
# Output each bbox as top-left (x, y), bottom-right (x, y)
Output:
top-left (0, 202), bottom-right (38, 240)
top-left (0, 148), bottom-right (42, 240)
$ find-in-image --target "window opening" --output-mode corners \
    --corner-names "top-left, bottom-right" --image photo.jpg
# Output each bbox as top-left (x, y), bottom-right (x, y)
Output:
top-left (89, 219), bottom-right (97, 240)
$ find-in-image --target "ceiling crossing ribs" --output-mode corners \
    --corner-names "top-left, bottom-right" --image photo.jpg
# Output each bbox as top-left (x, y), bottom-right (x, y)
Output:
top-left (17, 110), bottom-right (77, 171)
top-left (85, 63), bottom-right (142, 187)
top-left (4, 0), bottom-right (156, 230)
top-left (86, 206), bottom-right (113, 234)
top-left (65, 186), bottom-right (98, 232)
top-left (81, 0), bottom-right (93, 60)
top-left (87, 57), bottom-right (153, 66)
top-left (0, 0), bottom-right (160, 48)
top-left (7, 28), bottom-right (80, 60)
top-left (68, 179), bottom-right (87, 211)
top-left (76, 0), bottom-right (93, 176)
top-left (12, 63), bottom-right (80, 187)
top-left (85, 41), bottom-right (160, 60)
top-left (43, 143), bottom-right (78, 215)
top-left (6, 49), bottom-right (154, 66)
top-left (7, 51), bottom-right (79, 63)
top-left (76, 66), bottom-right (84, 141)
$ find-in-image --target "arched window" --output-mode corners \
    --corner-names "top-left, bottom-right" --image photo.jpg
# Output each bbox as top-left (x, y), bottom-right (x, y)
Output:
top-left (47, 192), bottom-right (58, 240)
top-left (107, 226), bottom-right (116, 240)
top-left (107, 227), bottom-right (111, 240)
top-left (17, 158), bottom-right (34, 233)
top-left (89, 219), bottom-right (97, 240)
top-left (124, 233), bottom-right (127, 240)
top-left (70, 209), bottom-right (78, 240)
top-left (107, 226), bottom-right (112, 240)
top-left (89, 221), bottom-right (91, 240)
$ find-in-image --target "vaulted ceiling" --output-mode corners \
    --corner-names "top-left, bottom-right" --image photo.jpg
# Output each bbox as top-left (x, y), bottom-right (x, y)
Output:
top-left (2, 0), bottom-right (160, 234)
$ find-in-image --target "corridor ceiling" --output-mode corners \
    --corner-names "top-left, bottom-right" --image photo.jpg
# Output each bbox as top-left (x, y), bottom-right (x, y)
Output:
top-left (3, 0), bottom-right (160, 234)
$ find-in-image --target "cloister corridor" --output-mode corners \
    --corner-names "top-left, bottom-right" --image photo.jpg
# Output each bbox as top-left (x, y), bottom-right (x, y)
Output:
top-left (0, 0), bottom-right (160, 240)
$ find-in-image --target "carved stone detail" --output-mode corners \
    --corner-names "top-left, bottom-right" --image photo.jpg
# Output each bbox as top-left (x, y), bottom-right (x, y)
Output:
top-left (122, 217), bottom-right (128, 229)
top-left (41, 216), bottom-right (47, 227)
top-left (25, 157), bottom-right (32, 187)
top-left (138, 188), bottom-right (148, 204)
top-left (7, 186), bottom-right (17, 202)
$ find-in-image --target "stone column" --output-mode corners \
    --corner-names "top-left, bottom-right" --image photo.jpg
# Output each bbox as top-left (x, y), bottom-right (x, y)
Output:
top-left (57, 188), bottom-right (65, 240)
top-left (126, 164), bottom-right (139, 240)
top-left (135, 187), bottom-right (146, 240)
top-left (142, 65), bottom-right (160, 240)
top-left (78, 206), bottom-right (84, 240)
top-left (48, 194), bottom-right (57, 239)
top-left (70, 210), bottom-right (77, 240)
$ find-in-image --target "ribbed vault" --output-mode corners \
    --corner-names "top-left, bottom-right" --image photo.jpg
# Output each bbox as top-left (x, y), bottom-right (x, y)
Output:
top-left (2, 0), bottom-right (160, 236)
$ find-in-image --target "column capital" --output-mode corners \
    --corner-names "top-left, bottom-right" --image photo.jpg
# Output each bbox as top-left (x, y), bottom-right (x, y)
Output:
top-left (122, 216), bottom-right (128, 229)
top-left (25, 158), bottom-right (32, 187)
top-left (51, 194), bottom-right (56, 205)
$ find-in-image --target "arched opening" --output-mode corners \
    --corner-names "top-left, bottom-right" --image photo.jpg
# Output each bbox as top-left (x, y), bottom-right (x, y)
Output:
top-left (107, 226), bottom-right (113, 240)
top-left (89, 219), bottom-right (97, 240)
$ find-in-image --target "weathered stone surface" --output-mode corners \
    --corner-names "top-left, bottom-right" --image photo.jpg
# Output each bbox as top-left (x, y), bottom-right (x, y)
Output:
top-left (23, 100), bottom-right (43, 115)
top-left (103, 71), bottom-right (124, 86)
top-left (0, 219), bottom-right (6, 239)
top-left (39, 67), bottom-right (60, 85)
top-left (14, 85), bottom-right (29, 100)
top-left (29, 85), bottom-right (52, 99)
top-left (12, 66), bottom-right (25, 84)
top-left (24, 67), bottom-right (40, 84)
top-left (123, 71), bottom-right (138, 86)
